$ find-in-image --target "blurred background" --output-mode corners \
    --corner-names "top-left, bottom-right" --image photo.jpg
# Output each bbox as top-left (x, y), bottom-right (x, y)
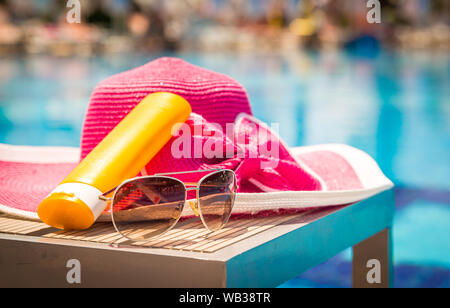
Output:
top-left (0, 0), bottom-right (449, 288)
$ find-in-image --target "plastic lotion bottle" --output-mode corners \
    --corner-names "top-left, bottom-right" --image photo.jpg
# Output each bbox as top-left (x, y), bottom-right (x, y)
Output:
top-left (37, 92), bottom-right (192, 230)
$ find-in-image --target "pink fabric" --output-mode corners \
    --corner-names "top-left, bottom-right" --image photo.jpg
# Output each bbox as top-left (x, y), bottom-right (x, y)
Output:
top-left (81, 57), bottom-right (252, 159)
top-left (297, 151), bottom-right (363, 191)
top-left (144, 114), bottom-right (323, 193)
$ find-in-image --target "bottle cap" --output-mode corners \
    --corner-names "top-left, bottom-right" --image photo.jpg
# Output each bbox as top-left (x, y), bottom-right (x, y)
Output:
top-left (37, 183), bottom-right (106, 230)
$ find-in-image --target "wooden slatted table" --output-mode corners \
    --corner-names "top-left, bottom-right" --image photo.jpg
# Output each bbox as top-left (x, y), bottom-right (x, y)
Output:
top-left (0, 189), bottom-right (394, 288)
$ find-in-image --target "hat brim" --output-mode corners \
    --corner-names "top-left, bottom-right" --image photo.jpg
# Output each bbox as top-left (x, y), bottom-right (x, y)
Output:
top-left (0, 143), bottom-right (393, 222)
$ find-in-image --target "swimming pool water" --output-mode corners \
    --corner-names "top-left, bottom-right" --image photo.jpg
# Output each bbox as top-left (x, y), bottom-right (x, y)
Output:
top-left (0, 50), bottom-right (448, 287)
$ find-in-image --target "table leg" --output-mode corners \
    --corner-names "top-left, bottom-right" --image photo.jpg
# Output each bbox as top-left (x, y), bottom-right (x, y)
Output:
top-left (352, 228), bottom-right (393, 288)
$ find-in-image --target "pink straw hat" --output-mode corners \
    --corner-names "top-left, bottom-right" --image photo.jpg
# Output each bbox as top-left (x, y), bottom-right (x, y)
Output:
top-left (81, 57), bottom-right (252, 160)
top-left (0, 57), bottom-right (393, 221)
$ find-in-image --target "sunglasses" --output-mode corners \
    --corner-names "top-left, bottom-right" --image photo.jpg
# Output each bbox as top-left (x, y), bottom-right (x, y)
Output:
top-left (99, 169), bottom-right (237, 242)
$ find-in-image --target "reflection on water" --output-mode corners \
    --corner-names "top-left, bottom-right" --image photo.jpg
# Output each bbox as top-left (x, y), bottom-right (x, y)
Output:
top-left (0, 50), bottom-right (448, 191)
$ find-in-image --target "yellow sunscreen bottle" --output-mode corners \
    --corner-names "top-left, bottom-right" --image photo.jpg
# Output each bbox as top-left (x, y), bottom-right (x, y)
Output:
top-left (37, 92), bottom-right (192, 230)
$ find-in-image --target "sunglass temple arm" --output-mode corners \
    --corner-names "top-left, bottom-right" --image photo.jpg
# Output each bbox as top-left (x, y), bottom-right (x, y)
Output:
top-left (98, 187), bottom-right (116, 201)
top-left (154, 168), bottom-right (223, 176)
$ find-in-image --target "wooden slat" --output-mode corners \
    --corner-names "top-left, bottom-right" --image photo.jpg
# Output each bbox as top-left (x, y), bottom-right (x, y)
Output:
top-left (0, 217), bottom-right (50, 235)
top-left (0, 218), bottom-right (25, 229)
top-left (8, 223), bottom-right (46, 234)
top-left (43, 229), bottom-right (77, 239)
top-left (6, 221), bottom-right (42, 233)
top-left (133, 218), bottom-right (244, 248)
top-left (181, 215), bottom-right (292, 252)
top-left (76, 225), bottom-right (116, 241)
top-left (68, 224), bottom-right (112, 241)
top-left (141, 220), bottom-right (227, 248)
top-left (201, 215), bottom-right (299, 252)
top-left (92, 231), bottom-right (123, 243)
top-left (61, 224), bottom-right (110, 240)
top-left (131, 220), bottom-right (206, 247)
top-left (153, 218), bottom-right (262, 250)
top-left (0, 213), bottom-right (301, 253)
top-left (113, 221), bottom-right (172, 242)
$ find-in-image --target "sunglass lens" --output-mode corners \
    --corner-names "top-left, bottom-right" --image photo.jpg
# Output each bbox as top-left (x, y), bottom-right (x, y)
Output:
top-left (111, 177), bottom-right (185, 241)
top-left (198, 170), bottom-right (236, 231)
